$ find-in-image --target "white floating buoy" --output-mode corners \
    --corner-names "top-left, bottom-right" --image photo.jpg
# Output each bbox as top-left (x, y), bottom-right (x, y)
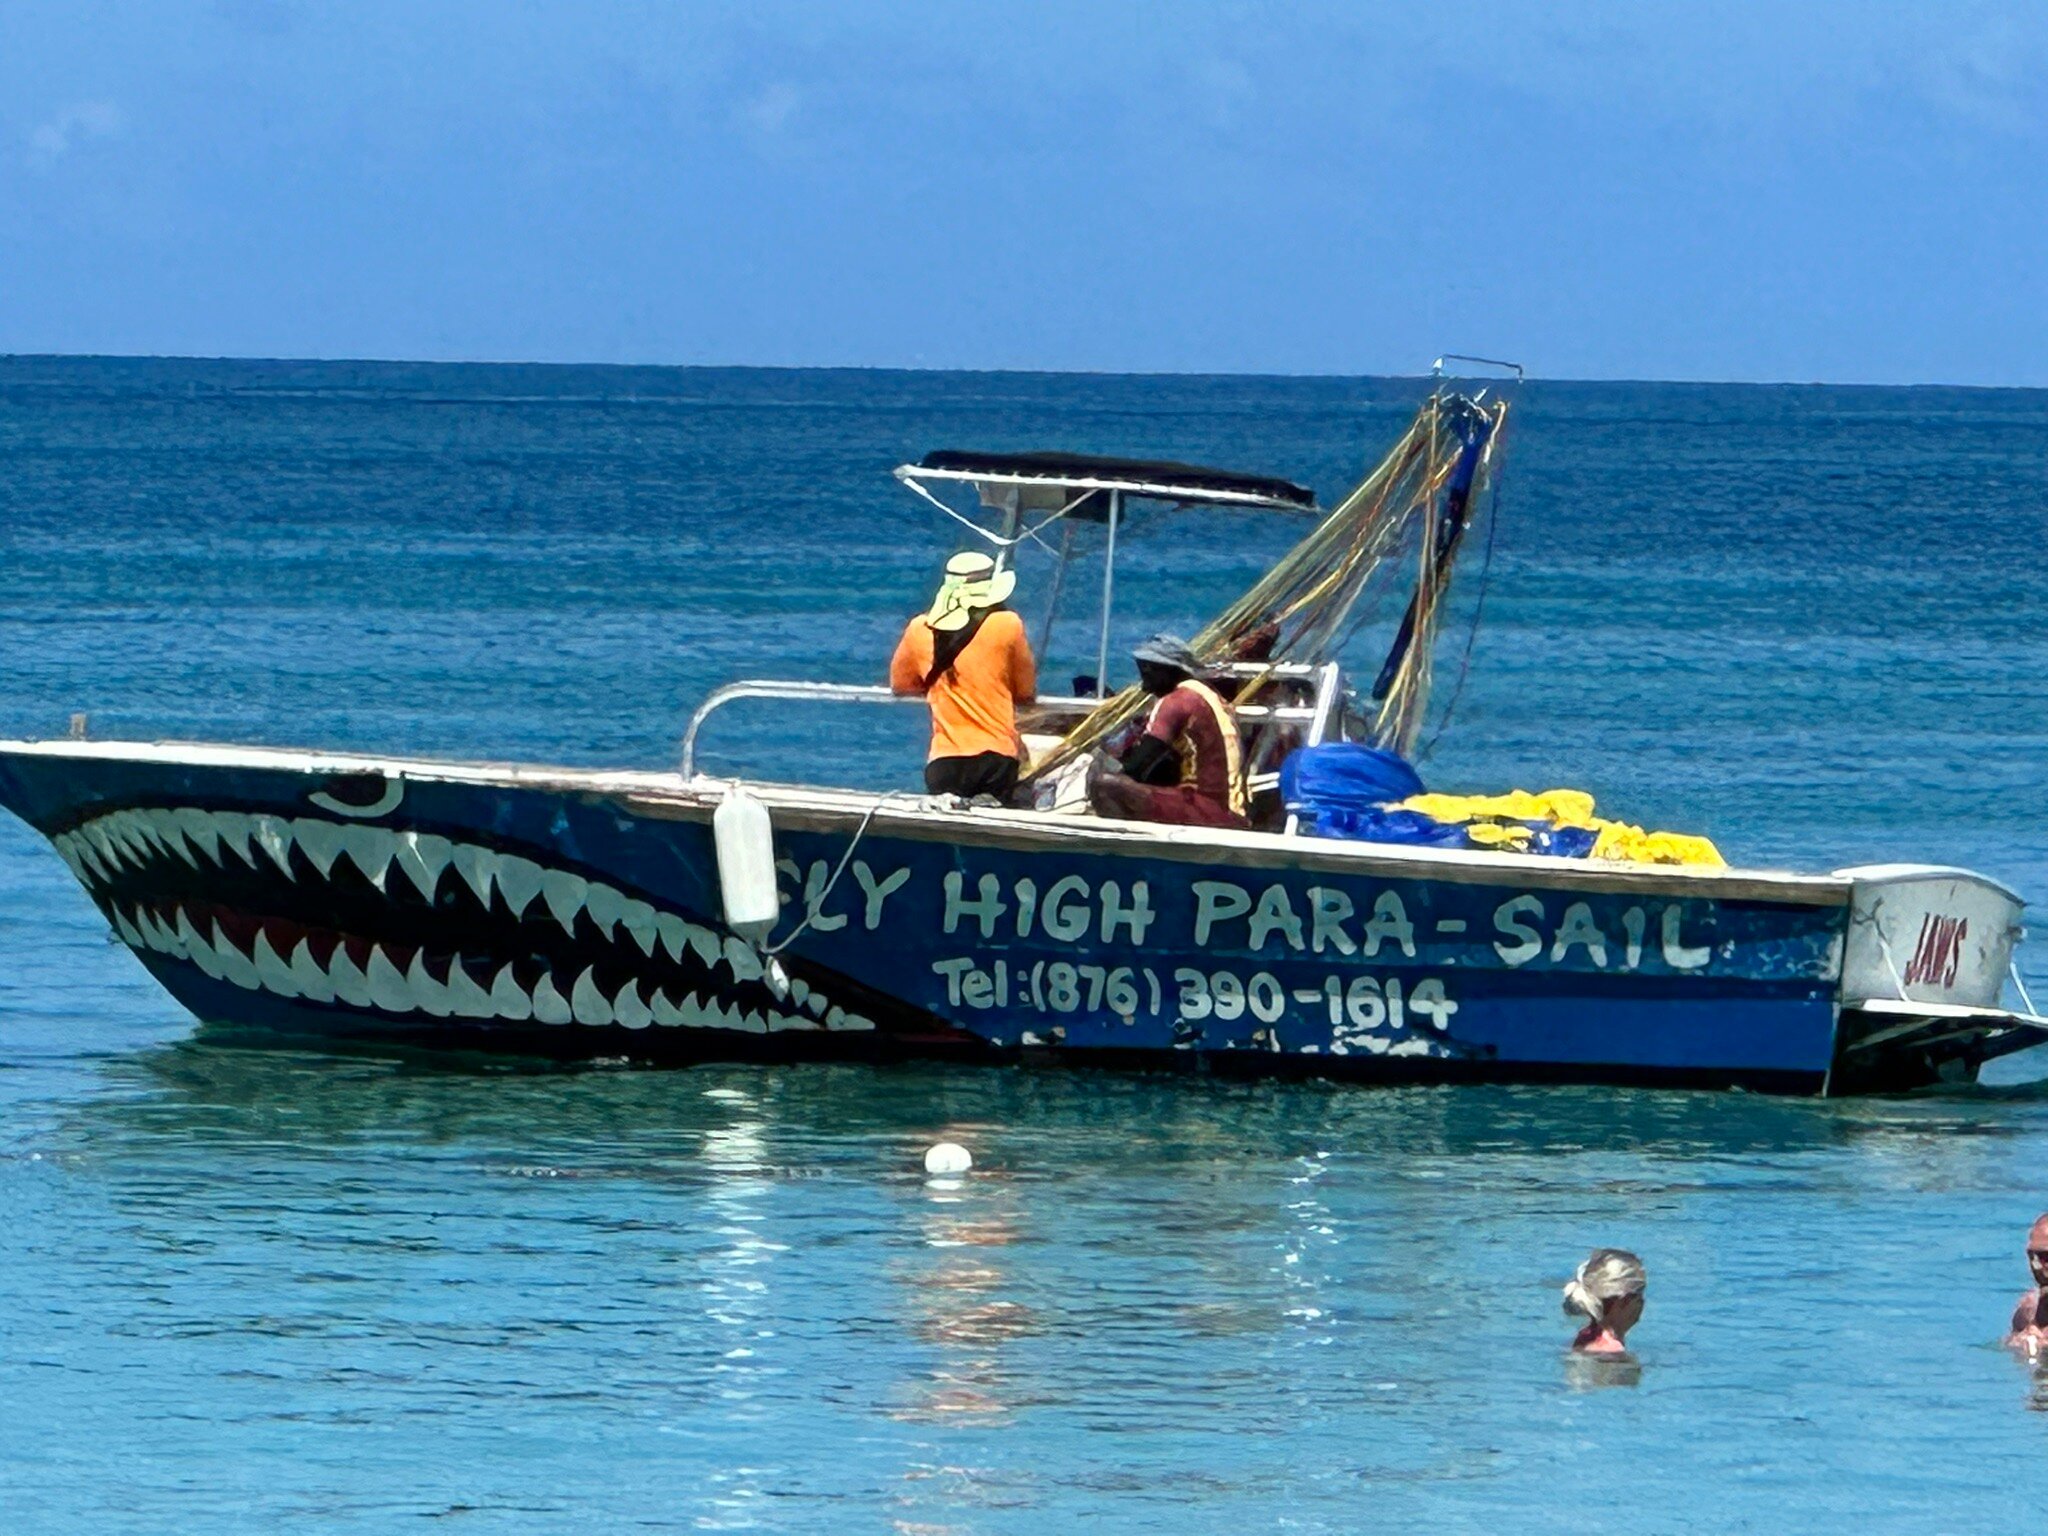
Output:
top-left (923, 1142), bottom-right (973, 1176)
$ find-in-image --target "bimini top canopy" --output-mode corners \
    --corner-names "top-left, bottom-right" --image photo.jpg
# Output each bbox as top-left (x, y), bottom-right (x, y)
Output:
top-left (898, 449), bottom-right (1317, 517)
top-left (894, 446), bottom-right (1322, 702)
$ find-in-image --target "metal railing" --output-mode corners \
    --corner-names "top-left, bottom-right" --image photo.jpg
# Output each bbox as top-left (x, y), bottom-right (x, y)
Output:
top-left (678, 672), bottom-right (1340, 781)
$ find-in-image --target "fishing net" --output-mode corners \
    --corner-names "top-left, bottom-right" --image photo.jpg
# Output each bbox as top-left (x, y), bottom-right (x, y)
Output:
top-left (1026, 388), bottom-right (1510, 781)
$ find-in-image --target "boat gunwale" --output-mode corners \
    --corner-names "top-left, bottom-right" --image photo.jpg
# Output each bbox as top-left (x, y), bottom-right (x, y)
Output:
top-left (0, 736), bottom-right (1853, 908)
top-left (1833, 861), bottom-right (2026, 909)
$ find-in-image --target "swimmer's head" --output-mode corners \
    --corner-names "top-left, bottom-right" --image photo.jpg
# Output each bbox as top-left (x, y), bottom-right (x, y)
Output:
top-left (1563, 1248), bottom-right (1647, 1342)
top-left (2029, 1215), bottom-right (2048, 1286)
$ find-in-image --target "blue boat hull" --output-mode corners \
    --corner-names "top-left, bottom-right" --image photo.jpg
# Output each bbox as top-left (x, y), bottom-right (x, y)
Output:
top-left (0, 741), bottom-right (1861, 1093)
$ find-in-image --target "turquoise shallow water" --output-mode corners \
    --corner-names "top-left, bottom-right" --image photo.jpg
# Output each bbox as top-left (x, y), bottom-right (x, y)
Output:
top-left (3, 358), bottom-right (2048, 1529)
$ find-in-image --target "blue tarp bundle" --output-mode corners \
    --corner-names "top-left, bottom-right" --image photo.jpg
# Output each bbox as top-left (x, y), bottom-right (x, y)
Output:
top-left (1278, 744), bottom-right (1601, 858)
top-left (1280, 745), bottom-right (1430, 840)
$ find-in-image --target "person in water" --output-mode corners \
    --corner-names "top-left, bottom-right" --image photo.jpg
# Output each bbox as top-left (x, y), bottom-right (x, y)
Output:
top-left (1088, 634), bottom-right (1249, 829)
top-left (890, 551), bottom-right (1037, 801)
top-left (2007, 1214), bottom-right (2048, 1354)
top-left (1563, 1248), bottom-right (1646, 1355)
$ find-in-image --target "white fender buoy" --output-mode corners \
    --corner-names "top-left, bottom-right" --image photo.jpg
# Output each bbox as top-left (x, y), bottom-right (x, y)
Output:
top-left (713, 787), bottom-right (780, 944)
top-left (923, 1142), bottom-right (973, 1176)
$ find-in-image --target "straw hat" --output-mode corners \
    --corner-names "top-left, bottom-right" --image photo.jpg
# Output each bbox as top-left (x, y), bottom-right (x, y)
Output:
top-left (925, 551), bottom-right (1017, 632)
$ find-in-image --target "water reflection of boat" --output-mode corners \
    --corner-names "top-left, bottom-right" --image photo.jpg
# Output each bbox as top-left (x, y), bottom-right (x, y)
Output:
top-left (897, 1178), bottom-right (1035, 1426)
top-left (1, 365), bottom-right (2039, 1095)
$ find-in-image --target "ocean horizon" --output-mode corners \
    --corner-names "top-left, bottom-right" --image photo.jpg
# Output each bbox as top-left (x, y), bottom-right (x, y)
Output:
top-left (8, 350), bottom-right (2048, 392)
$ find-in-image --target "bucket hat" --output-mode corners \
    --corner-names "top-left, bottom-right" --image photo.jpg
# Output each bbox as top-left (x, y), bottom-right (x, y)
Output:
top-left (926, 551), bottom-right (1018, 632)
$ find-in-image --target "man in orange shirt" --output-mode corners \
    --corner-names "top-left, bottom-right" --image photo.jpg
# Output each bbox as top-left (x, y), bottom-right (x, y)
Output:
top-left (890, 551), bottom-right (1038, 801)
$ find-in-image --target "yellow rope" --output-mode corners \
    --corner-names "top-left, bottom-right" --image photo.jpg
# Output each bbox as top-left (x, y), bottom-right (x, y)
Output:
top-left (1026, 396), bottom-right (1508, 782)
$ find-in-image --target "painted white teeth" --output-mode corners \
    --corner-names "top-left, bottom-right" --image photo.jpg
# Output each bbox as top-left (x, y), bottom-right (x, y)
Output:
top-left (293, 818), bottom-right (346, 878)
top-left (137, 812), bottom-right (176, 857)
top-left (620, 899), bottom-right (658, 956)
top-left (582, 883), bottom-right (624, 939)
top-left (132, 813), bottom-right (168, 856)
top-left (91, 815), bottom-right (129, 865)
top-left (326, 946), bottom-right (374, 1009)
top-left (452, 845), bottom-right (494, 906)
top-left (494, 855), bottom-right (544, 919)
top-left (365, 946), bottom-right (413, 1012)
top-left (490, 964), bottom-right (534, 1022)
top-left (143, 907), bottom-right (186, 957)
top-left (170, 809), bottom-right (221, 866)
top-left (210, 920), bottom-right (262, 990)
top-left (543, 871), bottom-right (589, 935)
top-left (150, 811), bottom-right (199, 868)
top-left (81, 842), bottom-right (117, 883)
top-left (175, 911), bottom-right (222, 980)
top-left (65, 807), bottom-right (812, 1036)
top-left (50, 834), bottom-right (87, 882)
top-left (250, 816), bottom-right (296, 880)
top-left (290, 939), bottom-right (337, 1004)
top-left (106, 813), bottom-right (151, 865)
top-left (250, 930), bottom-right (302, 999)
top-left (81, 824), bottom-right (119, 877)
top-left (341, 826), bottom-right (393, 893)
top-left (611, 979), bottom-right (652, 1029)
top-left (531, 971), bottom-right (572, 1025)
top-left (655, 912), bottom-right (688, 962)
top-left (722, 937), bottom-right (764, 984)
top-left (403, 951), bottom-right (454, 1018)
top-left (211, 812), bottom-right (257, 869)
top-left (446, 958), bottom-right (495, 1020)
top-left (92, 816), bottom-right (132, 867)
top-left (394, 833), bottom-right (452, 904)
top-left (59, 834), bottom-right (95, 881)
top-left (569, 966), bottom-right (614, 1026)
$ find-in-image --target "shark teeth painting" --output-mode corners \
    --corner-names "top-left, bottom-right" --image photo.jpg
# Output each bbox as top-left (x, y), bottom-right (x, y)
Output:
top-left (50, 805), bottom-right (874, 1037)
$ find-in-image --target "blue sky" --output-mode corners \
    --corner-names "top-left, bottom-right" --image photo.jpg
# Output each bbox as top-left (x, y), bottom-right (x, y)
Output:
top-left (3, 1), bottom-right (2044, 383)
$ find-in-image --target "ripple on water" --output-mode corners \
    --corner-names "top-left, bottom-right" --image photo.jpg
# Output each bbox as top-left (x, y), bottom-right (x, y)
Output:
top-left (5, 366), bottom-right (2048, 1529)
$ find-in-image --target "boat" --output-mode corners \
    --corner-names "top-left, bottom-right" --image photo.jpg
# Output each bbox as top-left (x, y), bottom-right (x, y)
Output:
top-left (1, 364), bottom-right (2039, 1096)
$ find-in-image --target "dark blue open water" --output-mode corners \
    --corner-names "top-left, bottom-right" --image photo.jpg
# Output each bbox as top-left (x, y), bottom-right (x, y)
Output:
top-left (3, 358), bottom-right (2048, 1529)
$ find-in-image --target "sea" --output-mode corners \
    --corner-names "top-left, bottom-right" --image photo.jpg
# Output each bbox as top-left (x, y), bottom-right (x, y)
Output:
top-left (2, 356), bottom-right (2047, 1531)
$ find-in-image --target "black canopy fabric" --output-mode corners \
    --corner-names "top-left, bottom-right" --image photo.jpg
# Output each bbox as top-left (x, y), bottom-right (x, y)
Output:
top-left (909, 449), bottom-right (1316, 511)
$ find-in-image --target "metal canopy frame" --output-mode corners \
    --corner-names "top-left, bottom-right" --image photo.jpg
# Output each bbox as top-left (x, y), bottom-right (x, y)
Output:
top-left (894, 461), bottom-right (1318, 703)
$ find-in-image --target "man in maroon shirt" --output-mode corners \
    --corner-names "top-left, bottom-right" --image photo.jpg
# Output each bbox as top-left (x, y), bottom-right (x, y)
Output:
top-left (1089, 635), bottom-right (1248, 829)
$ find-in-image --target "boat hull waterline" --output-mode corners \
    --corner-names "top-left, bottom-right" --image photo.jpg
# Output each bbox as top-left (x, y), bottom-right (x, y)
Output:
top-left (0, 741), bottom-right (2036, 1095)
